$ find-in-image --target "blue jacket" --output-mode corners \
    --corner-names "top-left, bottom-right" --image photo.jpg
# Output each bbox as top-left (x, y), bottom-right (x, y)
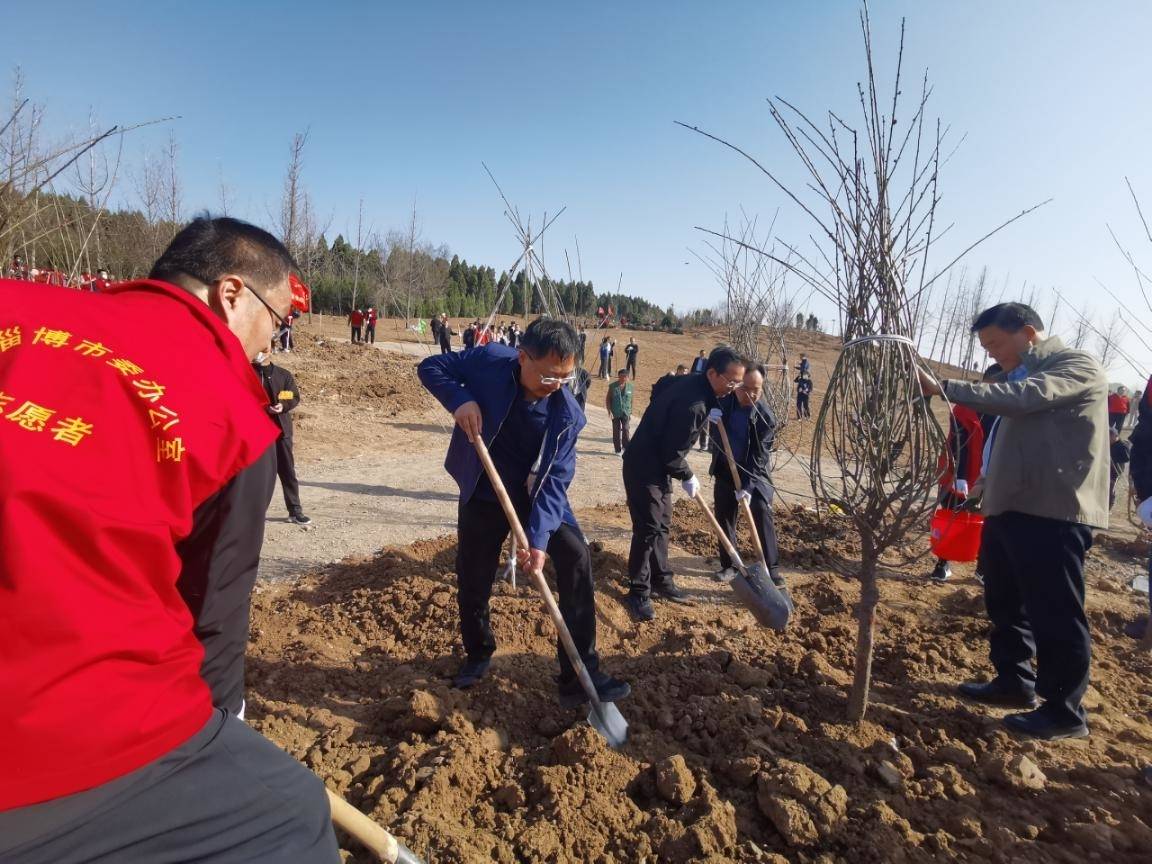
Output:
top-left (417, 344), bottom-right (584, 549)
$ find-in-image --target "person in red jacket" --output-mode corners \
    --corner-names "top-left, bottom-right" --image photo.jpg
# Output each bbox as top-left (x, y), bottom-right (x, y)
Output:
top-left (928, 402), bottom-right (985, 582)
top-left (0, 217), bottom-right (338, 862)
top-left (364, 305), bottom-right (377, 344)
top-left (1108, 387), bottom-right (1131, 433)
top-left (348, 307), bottom-right (364, 343)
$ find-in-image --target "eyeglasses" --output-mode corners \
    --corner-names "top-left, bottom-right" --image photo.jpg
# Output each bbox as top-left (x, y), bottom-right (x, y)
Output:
top-left (242, 279), bottom-right (288, 329)
top-left (540, 373), bottom-right (577, 386)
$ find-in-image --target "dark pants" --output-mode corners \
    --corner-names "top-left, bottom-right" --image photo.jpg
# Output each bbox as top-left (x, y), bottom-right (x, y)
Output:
top-left (796, 394), bottom-right (810, 418)
top-left (714, 475), bottom-right (780, 574)
top-left (351, 325), bottom-right (361, 343)
top-left (455, 496), bottom-right (598, 683)
top-left (365, 323), bottom-right (375, 344)
top-left (612, 416), bottom-right (631, 453)
top-left (276, 432), bottom-right (302, 516)
top-left (440, 341), bottom-right (451, 354)
top-left (1109, 412), bottom-right (1126, 432)
top-left (978, 511), bottom-right (1092, 724)
top-left (0, 710), bottom-right (339, 864)
top-left (626, 358), bottom-right (637, 378)
top-left (624, 467), bottom-right (674, 599)
top-left (598, 356), bottom-right (609, 378)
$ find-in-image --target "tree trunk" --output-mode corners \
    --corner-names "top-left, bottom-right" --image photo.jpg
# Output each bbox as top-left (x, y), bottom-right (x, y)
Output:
top-left (847, 554), bottom-right (880, 722)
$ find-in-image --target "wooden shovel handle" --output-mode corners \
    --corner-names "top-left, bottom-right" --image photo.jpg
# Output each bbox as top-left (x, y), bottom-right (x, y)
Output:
top-left (327, 788), bottom-right (406, 863)
top-left (714, 420), bottom-right (768, 564)
top-left (691, 491), bottom-right (745, 571)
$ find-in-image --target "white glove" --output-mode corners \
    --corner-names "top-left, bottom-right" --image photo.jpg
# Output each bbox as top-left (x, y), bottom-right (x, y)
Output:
top-left (735, 489), bottom-right (752, 504)
top-left (953, 479), bottom-right (969, 497)
top-left (681, 475), bottom-right (701, 498)
top-left (708, 407), bottom-right (723, 424)
top-left (1138, 497), bottom-right (1152, 529)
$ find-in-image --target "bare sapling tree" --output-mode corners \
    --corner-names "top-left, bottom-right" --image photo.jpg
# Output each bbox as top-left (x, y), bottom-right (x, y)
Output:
top-left (679, 5), bottom-right (1047, 721)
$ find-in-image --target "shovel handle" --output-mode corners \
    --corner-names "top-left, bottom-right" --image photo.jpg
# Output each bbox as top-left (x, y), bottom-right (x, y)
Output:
top-left (714, 421), bottom-right (768, 565)
top-left (327, 788), bottom-right (424, 864)
top-left (472, 437), bottom-right (608, 715)
top-left (691, 491), bottom-right (746, 572)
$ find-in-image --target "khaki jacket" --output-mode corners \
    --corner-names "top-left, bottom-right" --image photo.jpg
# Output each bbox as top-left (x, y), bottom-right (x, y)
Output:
top-left (943, 336), bottom-right (1110, 528)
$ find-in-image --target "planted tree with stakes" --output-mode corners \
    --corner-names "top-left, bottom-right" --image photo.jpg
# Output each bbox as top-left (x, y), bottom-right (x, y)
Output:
top-left (680, 5), bottom-right (1046, 721)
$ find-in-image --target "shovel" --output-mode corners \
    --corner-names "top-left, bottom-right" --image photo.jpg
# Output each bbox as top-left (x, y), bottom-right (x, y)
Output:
top-left (472, 436), bottom-right (628, 747)
top-left (326, 788), bottom-right (424, 864)
top-left (691, 491), bottom-right (791, 631)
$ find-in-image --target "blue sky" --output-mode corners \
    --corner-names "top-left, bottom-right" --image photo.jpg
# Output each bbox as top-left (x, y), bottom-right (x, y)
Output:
top-left (10, 1), bottom-right (1152, 379)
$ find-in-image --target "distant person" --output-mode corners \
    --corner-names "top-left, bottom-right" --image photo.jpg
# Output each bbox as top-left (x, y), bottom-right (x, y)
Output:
top-left (276, 308), bottom-right (295, 352)
top-left (364, 306), bottom-right (377, 344)
top-left (508, 323), bottom-right (520, 348)
top-left (622, 346), bottom-right (745, 621)
top-left (690, 349), bottom-right (707, 374)
top-left (438, 313), bottom-right (454, 354)
top-left (797, 354), bottom-right (810, 376)
top-left (795, 373), bottom-right (813, 418)
top-left (624, 337), bottom-right (639, 378)
top-left (1108, 386), bottom-right (1130, 433)
top-left (348, 307), bottom-right (364, 343)
top-left (254, 355), bottom-right (311, 525)
top-left (463, 320), bottom-right (477, 349)
top-left (598, 336), bottom-right (611, 378)
top-left (606, 368), bottom-right (634, 455)
top-left (570, 365), bottom-right (592, 412)
top-left (430, 313), bottom-right (443, 345)
top-left (607, 338), bottom-right (616, 376)
top-left (577, 327), bottom-right (587, 366)
top-left (1109, 429), bottom-right (1131, 510)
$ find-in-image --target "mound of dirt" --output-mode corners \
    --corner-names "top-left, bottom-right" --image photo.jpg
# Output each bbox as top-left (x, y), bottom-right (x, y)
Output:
top-left (248, 508), bottom-right (1152, 863)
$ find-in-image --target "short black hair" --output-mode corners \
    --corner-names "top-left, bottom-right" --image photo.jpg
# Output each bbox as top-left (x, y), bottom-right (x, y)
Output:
top-left (520, 317), bottom-right (579, 360)
top-left (705, 345), bottom-right (745, 375)
top-left (971, 302), bottom-right (1044, 333)
top-left (149, 216), bottom-right (296, 292)
top-left (746, 362), bottom-right (767, 379)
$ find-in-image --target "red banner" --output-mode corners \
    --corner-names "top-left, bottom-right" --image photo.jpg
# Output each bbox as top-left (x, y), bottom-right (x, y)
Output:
top-left (289, 273), bottom-right (311, 312)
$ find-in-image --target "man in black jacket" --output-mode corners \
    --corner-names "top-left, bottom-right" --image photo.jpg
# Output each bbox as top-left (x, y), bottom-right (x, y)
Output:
top-left (709, 364), bottom-right (784, 591)
top-left (1126, 381), bottom-right (1152, 640)
top-left (253, 356), bottom-right (311, 526)
top-left (622, 346), bottom-right (746, 621)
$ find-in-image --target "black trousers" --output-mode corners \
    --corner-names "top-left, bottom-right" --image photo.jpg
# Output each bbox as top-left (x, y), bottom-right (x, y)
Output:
top-left (351, 325), bottom-right (361, 343)
top-left (978, 511), bottom-right (1092, 724)
top-left (1109, 412), bottom-right (1126, 432)
top-left (612, 416), bottom-right (631, 453)
top-left (275, 432), bottom-right (302, 516)
top-left (0, 710), bottom-right (339, 863)
top-left (624, 467), bottom-right (674, 599)
top-left (456, 496), bottom-right (598, 682)
top-left (714, 474), bottom-right (780, 574)
top-left (796, 394), bottom-right (810, 418)
top-left (364, 323), bottom-right (375, 344)
top-left (626, 358), bottom-right (637, 378)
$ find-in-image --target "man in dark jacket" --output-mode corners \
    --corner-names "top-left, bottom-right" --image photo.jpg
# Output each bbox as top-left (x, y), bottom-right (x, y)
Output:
top-left (417, 319), bottom-right (629, 707)
top-left (438, 314), bottom-right (454, 354)
top-left (1126, 380), bottom-right (1152, 640)
top-left (622, 346), bottom-right (746, 621)
top-left (253, 356), bottom-right (311, 525)
top-left (709, 364), bottom-right (784, 590)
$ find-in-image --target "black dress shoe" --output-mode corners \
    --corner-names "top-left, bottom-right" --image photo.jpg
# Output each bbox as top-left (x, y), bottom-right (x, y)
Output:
top-left (1003, 708), bottom-right (1088, 740)
top-left (652, 580), bottom-right (692, 605)
top-left (958, 679), bottom-right (1038, 709)
top-left (558, 671), bottom-right (632, 708)
top-left (624, 593), bottom-right (655, 622)
top-left (452, 657), bottom-right (491, 689)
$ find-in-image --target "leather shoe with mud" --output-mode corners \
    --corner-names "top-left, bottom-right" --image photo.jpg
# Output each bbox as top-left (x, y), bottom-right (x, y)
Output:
top-left (452, 657), bottom-right (491, 689)
top-left (558, 671), bottom-right (632, 709)
top-left (624, 593), bottom-right (655, 622)
top-left (957, 679), bottom-right (1038, 709)
top-left (1003, 708), bottom-right (1088, 740)
top-left (652, 580), bottom-right (692, 605)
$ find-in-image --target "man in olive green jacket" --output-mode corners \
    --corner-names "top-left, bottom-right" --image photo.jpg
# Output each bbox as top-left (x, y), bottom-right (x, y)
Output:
top-left (606, 368), bottom-right (634, 455)
top-left (920, 302), bottom-right (1108, 741)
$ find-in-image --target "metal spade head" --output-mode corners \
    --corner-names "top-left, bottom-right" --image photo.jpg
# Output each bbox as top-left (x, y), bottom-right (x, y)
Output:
top-left (730, 560), bottom-right (792, 631)
top-left (588, 700), bottom-right (629, 748)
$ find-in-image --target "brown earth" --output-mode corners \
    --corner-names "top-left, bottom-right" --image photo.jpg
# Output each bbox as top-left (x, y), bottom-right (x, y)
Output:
top-left (245, 316), bottom-right (1152, 863)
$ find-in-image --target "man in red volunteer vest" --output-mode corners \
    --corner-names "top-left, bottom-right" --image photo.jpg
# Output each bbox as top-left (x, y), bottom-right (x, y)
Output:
top-left (0, 217), bottom-right (339, 862)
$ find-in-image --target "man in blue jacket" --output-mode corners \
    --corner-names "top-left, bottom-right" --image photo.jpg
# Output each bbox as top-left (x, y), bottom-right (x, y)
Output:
top-left (418, 318), bottom-right (630, 706)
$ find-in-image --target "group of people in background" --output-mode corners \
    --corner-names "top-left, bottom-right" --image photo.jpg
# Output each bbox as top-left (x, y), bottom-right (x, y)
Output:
top-left (347, 306), bottom-right (378, 344)
top-left (8, 255), bottom-right (112, 291)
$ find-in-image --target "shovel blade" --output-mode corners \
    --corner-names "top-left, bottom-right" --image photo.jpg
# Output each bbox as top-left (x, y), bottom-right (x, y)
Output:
top-left (730, 561), bottom-right (792, 631)
top-left (588, 701), bottom-right (629, 748)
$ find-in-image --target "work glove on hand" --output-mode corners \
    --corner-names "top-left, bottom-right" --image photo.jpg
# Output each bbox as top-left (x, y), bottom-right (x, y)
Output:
top-left (1138, 497), bottom-right (1152, 530)
top-left (681, 475), bottom-right (701, 498)
top-left (708, 407), bottom-right (724, 425)
top-left (735, 489), bottom-right (752, 504)
top-left (953, 479), bottom-right (969, 497)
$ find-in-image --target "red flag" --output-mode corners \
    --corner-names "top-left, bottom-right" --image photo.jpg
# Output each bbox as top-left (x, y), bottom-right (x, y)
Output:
top-left (289, 273), bottom-right (311, 312)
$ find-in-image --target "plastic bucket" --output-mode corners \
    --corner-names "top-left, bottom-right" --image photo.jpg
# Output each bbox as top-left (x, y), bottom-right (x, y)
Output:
top-left (930, 508), bottom-right (984, 562)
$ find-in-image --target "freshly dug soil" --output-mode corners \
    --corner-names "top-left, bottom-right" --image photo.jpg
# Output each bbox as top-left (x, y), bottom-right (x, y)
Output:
top-left (248, 506), bottom-right (1152, 863)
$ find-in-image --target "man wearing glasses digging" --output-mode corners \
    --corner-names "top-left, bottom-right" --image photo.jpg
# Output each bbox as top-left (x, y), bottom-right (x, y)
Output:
top-left (418, 318), bottom-right (630, 706)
